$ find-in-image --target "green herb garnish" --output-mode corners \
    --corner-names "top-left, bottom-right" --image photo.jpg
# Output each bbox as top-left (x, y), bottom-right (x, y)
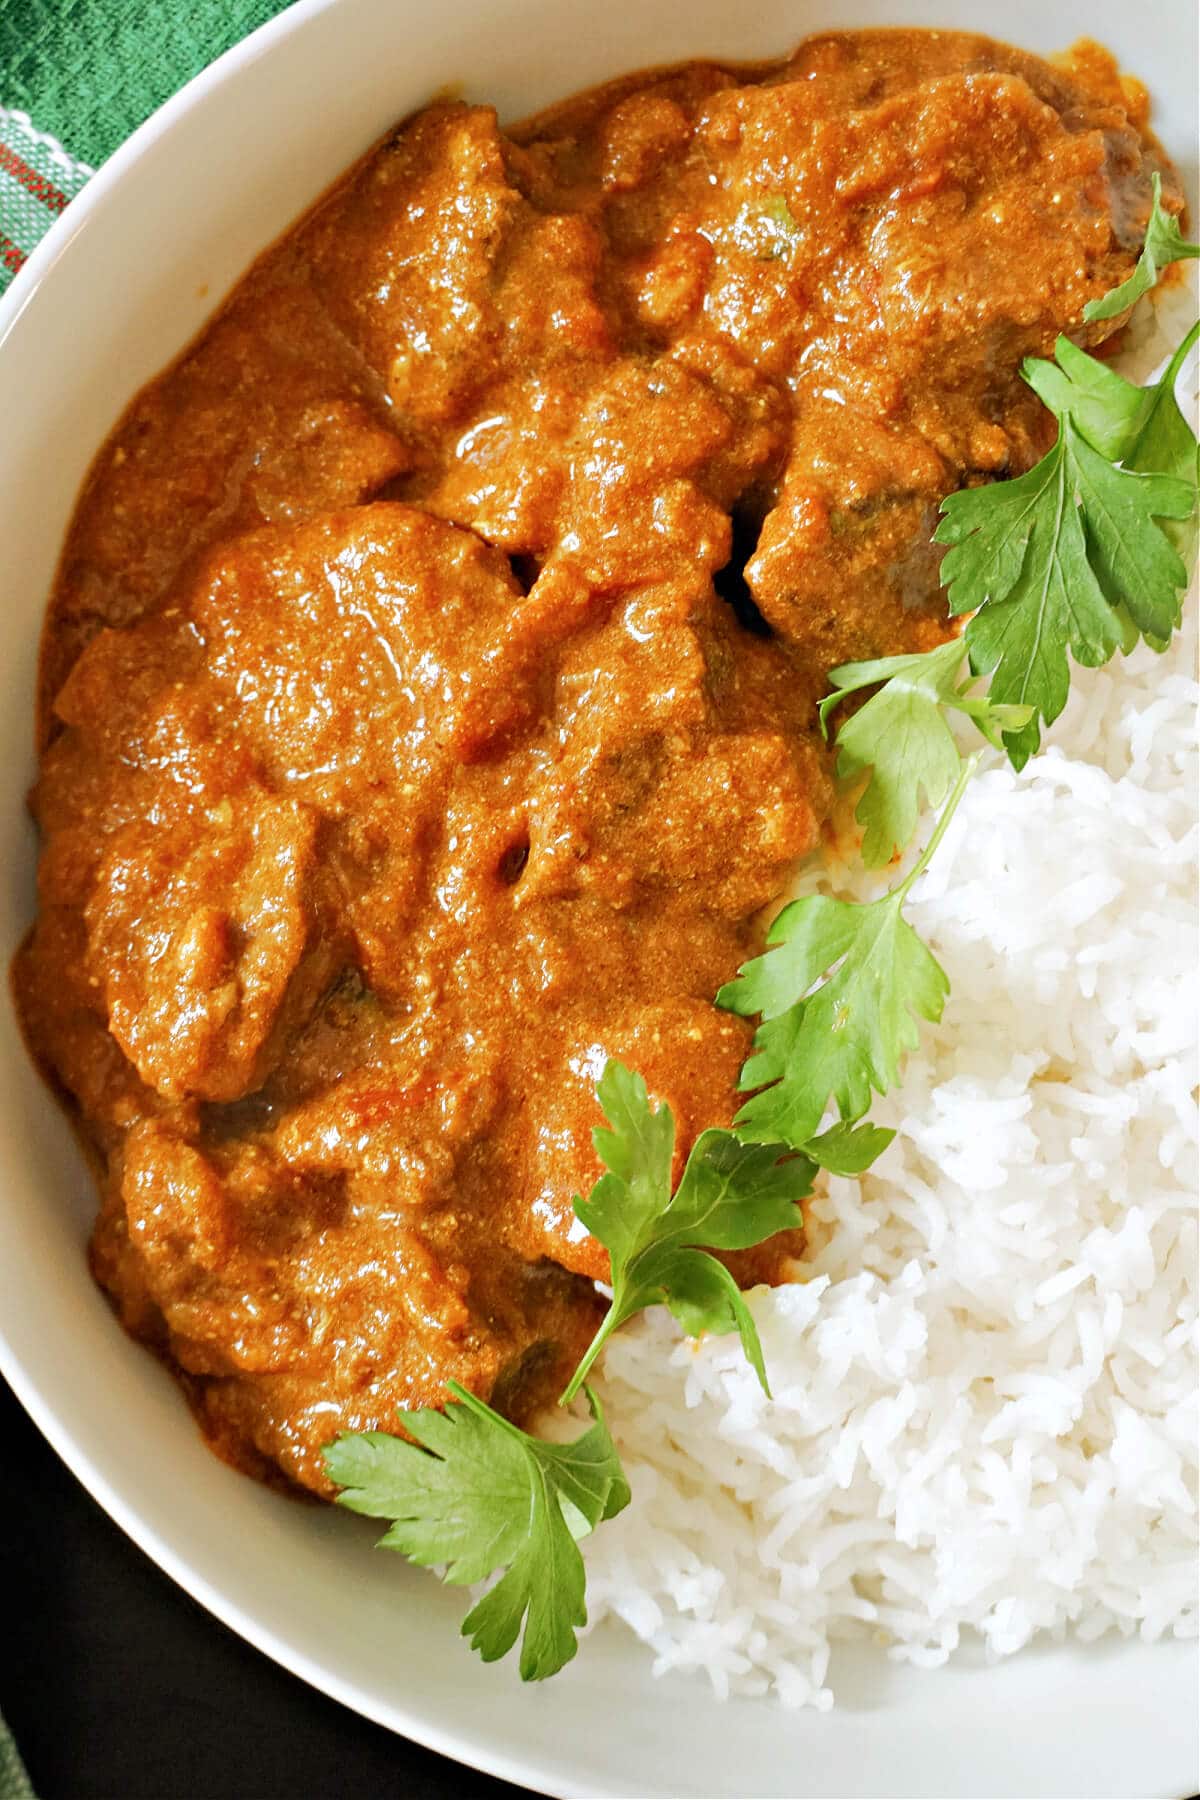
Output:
top-left (323, 1383), bottom-right (629, 1681)
top-left (1083, 173), bottom-right (1199, 322)
top-left (561, 1060), bottom-right (810, 1401)
top-left (818, 638), bottom-right (1031, 868)
top-left (936, 337), bottom-right (1196, 768)
top-left (719, 759), bottom-right (973, 1145)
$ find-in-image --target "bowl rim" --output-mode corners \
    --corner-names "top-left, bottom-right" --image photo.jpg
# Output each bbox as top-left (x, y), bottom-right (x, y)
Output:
top-left (1, 7), bottom-right (1196, 1796)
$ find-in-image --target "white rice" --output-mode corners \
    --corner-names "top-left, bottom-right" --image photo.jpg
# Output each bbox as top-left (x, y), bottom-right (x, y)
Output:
top-left (579, 290), bottom-right (1200, 1708)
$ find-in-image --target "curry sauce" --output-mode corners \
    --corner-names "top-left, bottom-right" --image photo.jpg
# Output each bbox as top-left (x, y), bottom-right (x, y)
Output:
top-left (15, 31), bottom-right (1177, 1493)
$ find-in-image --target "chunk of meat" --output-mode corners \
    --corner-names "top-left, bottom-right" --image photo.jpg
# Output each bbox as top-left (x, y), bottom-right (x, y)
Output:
top-left (105, 1118), bottom-right (602, 1490)
top-left (189, 503), bottom-right (538, 799)
top-left (88, 795), bottom-right (333, 1102)
top-left (41, 279), bottom-right (409, 725)
top-left (682, 48), bottom-right (1166, 414)
top-left (303, 103), bottom-right (526, 424)
top-left (745, 410), bottom-right (956, 666)
top-left (517, 580), bottom-right (823, 912)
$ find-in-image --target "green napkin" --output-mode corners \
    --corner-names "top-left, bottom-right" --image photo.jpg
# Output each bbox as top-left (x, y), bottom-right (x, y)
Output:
top-left (0, 0), bottom-right (294, 291)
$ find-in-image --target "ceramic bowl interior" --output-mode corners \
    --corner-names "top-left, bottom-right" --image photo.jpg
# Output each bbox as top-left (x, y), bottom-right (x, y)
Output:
top-left (0, 2), bottom-right (1196, 1794)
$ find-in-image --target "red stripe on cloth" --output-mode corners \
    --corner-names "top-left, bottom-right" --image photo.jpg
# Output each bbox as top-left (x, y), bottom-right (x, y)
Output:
top-left (0, 143), bottom-right (69, 214)
top-left (0, 231), bottom-right (27, 273)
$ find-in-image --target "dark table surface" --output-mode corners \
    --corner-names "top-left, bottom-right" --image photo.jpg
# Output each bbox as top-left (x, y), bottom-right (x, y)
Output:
top-left (0, 1375), bottom-right (530, 1800)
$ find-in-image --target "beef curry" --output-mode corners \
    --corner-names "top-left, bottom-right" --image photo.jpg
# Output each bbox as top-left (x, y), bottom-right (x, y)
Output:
top-left (15, 30), bottom-right (1178, 1493)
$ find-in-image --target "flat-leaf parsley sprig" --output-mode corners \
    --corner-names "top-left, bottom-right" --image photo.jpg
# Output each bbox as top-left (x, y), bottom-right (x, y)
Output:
top-left (798, 298), bottom-right (1198, 1151)
top-left (1082, 173), bottom-right (1199, 323)
top-left (561, 1060), bottom-right (811, 1401)
top-left (819, 272), bottom-right (1198, 848)
top-left (817, 323), bottom-right (1199, 863)
top-left (1023, 320), bottom-right (1200, 564)
top-left (719, 757), bottom-right (975, 1149)
top-left (933, 190), bottom-right (1199, 771)
top-left (323, 1383), bottom-right (629, 1681)
top-left (817, 638), bottom-right (1031, 869)
top-left (936, 339), bottom-right (1196, 768)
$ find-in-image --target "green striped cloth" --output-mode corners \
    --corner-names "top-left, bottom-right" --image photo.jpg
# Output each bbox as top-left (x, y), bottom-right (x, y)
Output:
top-left (0, 0), bottom-right (294, 292)
top-left (2, 5), bottom-right (300, 1781)
top-left (0, 104), bottom-right (91, 284)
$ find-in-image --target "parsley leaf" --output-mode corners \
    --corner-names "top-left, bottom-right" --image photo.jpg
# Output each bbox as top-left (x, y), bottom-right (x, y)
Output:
top-left (803, 1117), bottom-right (897, 1175)
top-left (818, 637), bottom-right (1032, 867)
top-left (323, 1382), bottom-right (629, 1682)
top-left (936, 334), bottom-right (1196, 768)
top-left (1083, 173), bottom-right (1200, 322)
top-left (1021, 333), bottom-right (1148, 460)
top-left (560, 1060), bottom-right (811, 1402)
top-left (1022, 325), bottom-right (1200, 486)
top-left (719, 758), bottom-right (973, 1144)
top-left (1120, 319), bottom-right (1200, 576)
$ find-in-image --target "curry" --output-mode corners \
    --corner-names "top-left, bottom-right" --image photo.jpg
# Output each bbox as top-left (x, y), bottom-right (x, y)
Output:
top-left (15, 30), bottom-right (1176, 1494)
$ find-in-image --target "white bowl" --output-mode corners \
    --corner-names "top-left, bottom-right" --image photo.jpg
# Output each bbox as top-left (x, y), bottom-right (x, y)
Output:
top-left (1, 2), bottom-right (1197, 1795)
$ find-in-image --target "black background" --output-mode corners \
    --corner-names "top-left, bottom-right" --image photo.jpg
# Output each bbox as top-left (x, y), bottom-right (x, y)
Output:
top-left (0, 1376), bottom-right (529, 1800)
